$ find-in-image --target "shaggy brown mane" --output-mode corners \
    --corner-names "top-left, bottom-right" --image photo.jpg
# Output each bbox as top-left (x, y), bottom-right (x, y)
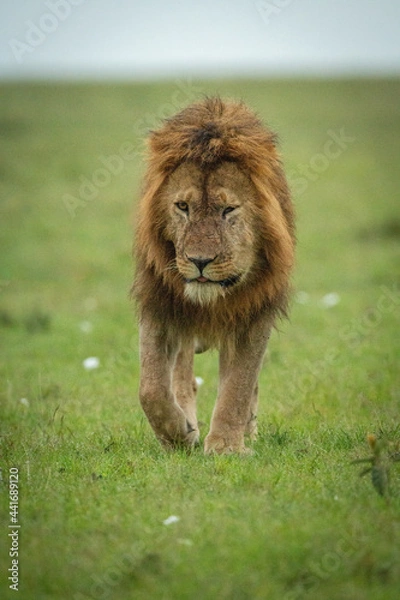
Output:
top-left (133, 97), bottom-right (294, 344)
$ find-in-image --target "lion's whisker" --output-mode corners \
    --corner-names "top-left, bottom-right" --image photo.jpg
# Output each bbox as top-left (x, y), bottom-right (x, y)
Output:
top-left (163, 260), bottom-right (178, 273)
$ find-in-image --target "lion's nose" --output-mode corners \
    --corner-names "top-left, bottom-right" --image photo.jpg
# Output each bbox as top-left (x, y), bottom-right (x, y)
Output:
top-left (187, 256), bottom-right (215, 274)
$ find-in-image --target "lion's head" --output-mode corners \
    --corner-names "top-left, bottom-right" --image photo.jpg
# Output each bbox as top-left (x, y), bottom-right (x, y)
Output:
top-left (133, 97), bottom-right (295, 338)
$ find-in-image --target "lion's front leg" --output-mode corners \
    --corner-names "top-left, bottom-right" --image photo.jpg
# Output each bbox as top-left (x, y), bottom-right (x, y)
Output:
top-left (139, 313), bottom-right (196, 449)
top-left (172, 338), bottom-right (200, 446)
top-left (204, 319), bottom-right (271, 455)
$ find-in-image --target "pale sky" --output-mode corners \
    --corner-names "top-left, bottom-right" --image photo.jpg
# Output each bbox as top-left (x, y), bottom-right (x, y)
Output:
top-left (1, 0), bottom-right (400, 79)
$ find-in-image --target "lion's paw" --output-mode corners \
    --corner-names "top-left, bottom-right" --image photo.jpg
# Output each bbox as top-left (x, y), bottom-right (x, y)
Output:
top-left (183, 425), bottom-right (200, 448)
top-left (158, 418), bottom-right (200, 450)
top-left (204, 432), bottom-right (251, 455)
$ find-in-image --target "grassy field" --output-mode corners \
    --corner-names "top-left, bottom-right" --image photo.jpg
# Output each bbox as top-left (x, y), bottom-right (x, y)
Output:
top-left (0, 78), bottom-right (399, 599)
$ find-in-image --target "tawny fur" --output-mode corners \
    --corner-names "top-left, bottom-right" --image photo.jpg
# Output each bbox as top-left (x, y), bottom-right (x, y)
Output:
top-left (132, 97), bottom-right (295, 454)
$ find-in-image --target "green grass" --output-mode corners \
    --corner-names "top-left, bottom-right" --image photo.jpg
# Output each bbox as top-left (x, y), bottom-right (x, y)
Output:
top-left (0, 78), bottom-right (400, 600)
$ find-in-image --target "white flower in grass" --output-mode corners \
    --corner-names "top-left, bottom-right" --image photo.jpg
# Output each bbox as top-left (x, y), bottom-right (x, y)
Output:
top-left (163, 515), bottom-right (180, 526)
top-left (83, 357), bottom-right (100, 370)
top-left (178, 538), bottom-right (193, 546)
top-left (321, 292), bottom-right (341, 308)
top-left (20, 398), bottom-right (29, 407)
top-left (295, 291), bottom-right (310, 305)
top-left (195, 376), bottom-right (204, 387)
top-left (79, 321), bottom-right (93, 333)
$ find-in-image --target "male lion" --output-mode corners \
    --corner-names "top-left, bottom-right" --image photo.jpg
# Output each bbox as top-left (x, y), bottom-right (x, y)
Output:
top-left (133, 97), bottom-right (295, 454)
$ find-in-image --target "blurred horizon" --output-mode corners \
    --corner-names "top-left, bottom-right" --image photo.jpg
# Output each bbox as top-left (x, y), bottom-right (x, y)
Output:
top-left (1, 0), bottom-right (400, 82)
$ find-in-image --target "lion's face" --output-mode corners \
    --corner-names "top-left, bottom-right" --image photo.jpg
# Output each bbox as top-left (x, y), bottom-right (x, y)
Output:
top-left (162, 161), bottom-right (259, 305)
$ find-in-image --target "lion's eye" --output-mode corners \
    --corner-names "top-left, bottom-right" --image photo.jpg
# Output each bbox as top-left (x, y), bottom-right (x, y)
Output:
top-left (175, 201), bottom-right (189, 213)
top-left (222, 206), bottom-right (237, 217)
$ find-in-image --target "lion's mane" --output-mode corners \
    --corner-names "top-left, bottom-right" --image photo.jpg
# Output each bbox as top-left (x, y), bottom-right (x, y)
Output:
top-left (133, 97), bottom-right (295, 344)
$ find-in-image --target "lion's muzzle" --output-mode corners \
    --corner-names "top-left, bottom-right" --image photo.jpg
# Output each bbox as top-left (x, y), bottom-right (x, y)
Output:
top-left (183, 254), bottom-right (241, 290)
